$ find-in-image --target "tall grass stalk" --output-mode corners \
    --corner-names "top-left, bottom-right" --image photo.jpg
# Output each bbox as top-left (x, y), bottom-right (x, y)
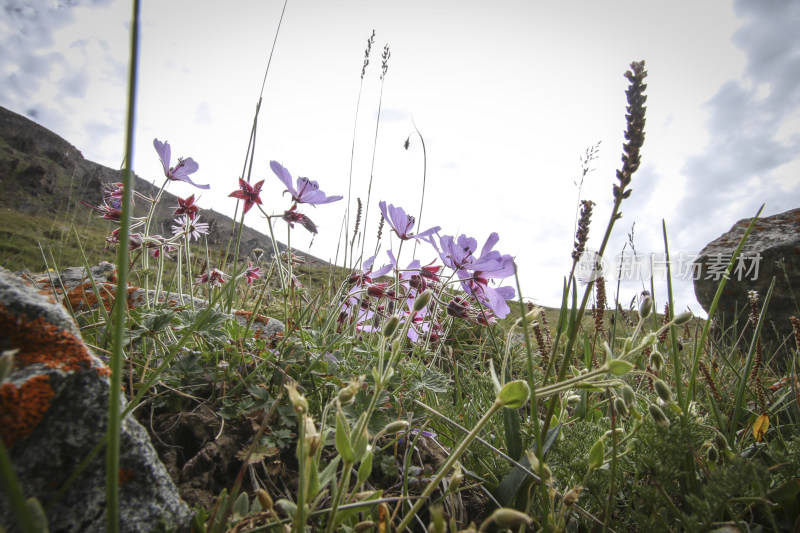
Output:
top-left (687, 204), bottom-right (763, 407)
top-left (541, 61), bottom-right (647, 439)
top-left (224, 0), bottom-right (288, 310)
top-left (342, 31), bottom-right (375, 272)
top-left (105, 0), bottom-right (140, 530)
top-left (358, 44), bottom-right (390, 263)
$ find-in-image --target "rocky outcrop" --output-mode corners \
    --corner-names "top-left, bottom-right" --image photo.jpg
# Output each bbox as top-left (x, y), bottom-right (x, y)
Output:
top-left (693, 208), bottom-right (800, 349)
top-left (0, 267), bottom-right (193, 533)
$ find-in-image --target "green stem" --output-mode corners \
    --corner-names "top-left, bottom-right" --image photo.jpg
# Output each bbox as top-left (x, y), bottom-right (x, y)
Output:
top-left (106, 1), bottom-right (139, 530)
top-left (295, 416), bottom-right (307, 533)
top-left (0, 438), bottom-right (38, 533)
top-left (324, 459), bottom-right (354, 533)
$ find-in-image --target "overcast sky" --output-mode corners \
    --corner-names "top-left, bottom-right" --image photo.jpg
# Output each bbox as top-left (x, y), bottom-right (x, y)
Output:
top-left (1, 0), bottom-right (798, 314)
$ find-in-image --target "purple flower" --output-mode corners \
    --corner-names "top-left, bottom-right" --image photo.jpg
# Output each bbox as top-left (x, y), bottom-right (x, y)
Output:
top-left (430, 232), bottom-right (516, 318)
top-left (153, 138), bottom-right (209, 189)
top-left (379, 201), bottom-right (440, 241)
top-left (270, 161), bottom-right (343, 205)
top-left (349, 255), bottom-right (393, 286)
top-left (229, 178), bottom-right (264, 215)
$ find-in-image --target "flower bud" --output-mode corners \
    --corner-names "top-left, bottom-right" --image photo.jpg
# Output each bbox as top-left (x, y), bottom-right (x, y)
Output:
top-left (588, 438), bottom-right (604, 469)
top-left (256, 488), bottom-right (274, 511)
top-left (706, 444), bottom-right (718, 463)
top-left (382, 420), bottom-right (409, 435)
top-left (622, 384), bottom-right (636, 408)
top-left (285, 381), bottom-right (307, 414)
top-left (650, 350), bottom-right (664, 372)
top-left (489, 508), bottom-right (534, 529)
top-left (382, 315), bottom-right (401, 338)
top-left (648, 403), bottom-right (670, 428)
top-left (338, 377), bottom-right (363, 406)
top-left (714, 432), bottom-right (729, 451)
top-left (639, 295), bottom-right (653, 319)
top-left (641, 332), bottom-right (657, 347)
top-left (413, 289), bottom-right (432, 311)
top-left (448, 465), bottom-right (464, 491)
top-left (653, 379), bottom-right (672, 403)
top-left (562, 486), bottom-right (582, 507)
top-left (614, 397), bottom-right (628, 417)
top-left (304, 415), bottom-right (321, 456)
top-left (566, 394), bottom-right (582, 405)
top-left (606, 359), bottom-right (634, 376)
top-left (673, 311), bottom-right (693, 325)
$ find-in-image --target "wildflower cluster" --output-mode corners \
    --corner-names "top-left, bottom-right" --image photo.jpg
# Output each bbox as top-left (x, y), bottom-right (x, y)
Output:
top-left (338, 201), bottom-right (517, 344)
top-left (83, 140), bottom-right (347, 299)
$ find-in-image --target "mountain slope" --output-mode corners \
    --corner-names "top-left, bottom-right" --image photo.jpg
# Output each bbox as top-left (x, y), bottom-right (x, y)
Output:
top-left (0, 105), bottom-right (328, 272)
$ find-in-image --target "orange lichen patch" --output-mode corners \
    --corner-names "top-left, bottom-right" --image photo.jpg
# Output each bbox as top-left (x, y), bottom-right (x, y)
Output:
top-left (234, 309), bottom-right (271, 325)
top-left (0, 303), bottom-right (111, 377)
top-left (118, 467), bottom-right (136, 486)
top-left (67, 282), bottom-right (118, 312)
top-left (0, 374), bottom-right (55, 448)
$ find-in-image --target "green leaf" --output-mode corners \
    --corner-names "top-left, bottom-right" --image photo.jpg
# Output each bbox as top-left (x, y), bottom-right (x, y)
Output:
top-left (494, 424), bottom-right (562, 508)
top-left (357, 449), bottom-right (373, 486)
top-left (503, 404), bottom-right (523, 461)
top-left (318, 456), bottom-right (341, 495)
top-left (335, 410), bottom-right (355, 463)
top-left (232, 491), bottom-right (250, 519)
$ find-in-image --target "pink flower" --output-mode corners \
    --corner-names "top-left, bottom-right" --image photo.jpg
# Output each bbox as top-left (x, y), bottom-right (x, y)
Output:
top-left (80, 199), bottom-right (122, 221)
top-left (244, 262), bottom-right (262, 285)
top-left (153, 138), bottom-right (209, 189)
top-left (229, 178), bottom-right (264, 215)
top-left (106, 228), bottom-right (143, 251)
top-left (196, 268), bottom-right (225, 287)
top-left (270, 161), bottom-right (342, 205)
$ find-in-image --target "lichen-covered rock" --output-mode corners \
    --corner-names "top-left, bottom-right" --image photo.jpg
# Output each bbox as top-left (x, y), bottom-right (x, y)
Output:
top-left (0, 267), bottom-right (193, 533)
top-left (693, 208), bottom-right (800, 350)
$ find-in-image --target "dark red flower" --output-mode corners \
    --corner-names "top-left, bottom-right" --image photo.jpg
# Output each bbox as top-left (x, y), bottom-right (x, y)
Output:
top-left (173, 195), bottom-right (200, 220)
top-left (229, 178), bottom-right (264, 215)
top-left (282, 205), bottom-right (318, 234)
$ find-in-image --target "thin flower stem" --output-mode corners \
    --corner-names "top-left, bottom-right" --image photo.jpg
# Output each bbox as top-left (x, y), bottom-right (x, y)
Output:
top-left (141, 178), bottom-right (168, 307)
top-left (295, 416), bottom-right (307, 532)
top-left (410, 118), bottom-right (427, 261)
top-left (184, 232), bottom-right (195, 311)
